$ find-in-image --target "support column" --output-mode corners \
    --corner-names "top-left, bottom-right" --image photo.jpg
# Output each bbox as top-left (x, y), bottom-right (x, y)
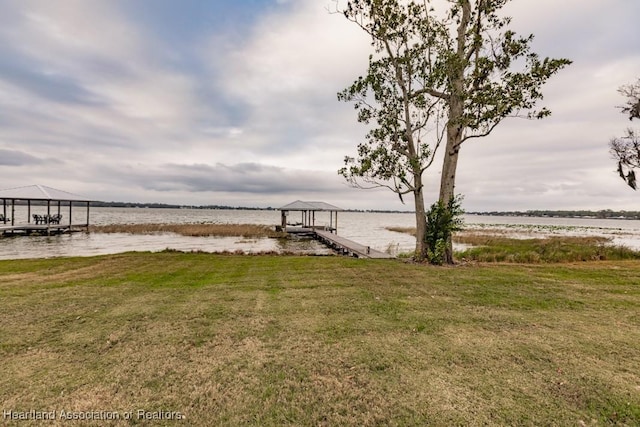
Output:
top-left (11, 199), bottom-right (15, 226)
top-left (47, 200), bottom-right (51, 235)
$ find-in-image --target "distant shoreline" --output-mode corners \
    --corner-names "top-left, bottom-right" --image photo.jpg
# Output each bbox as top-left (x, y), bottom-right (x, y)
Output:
top-left (90, 203), bottom-right (640, 220)
top-left (9, 200), bottom-right (638, 219)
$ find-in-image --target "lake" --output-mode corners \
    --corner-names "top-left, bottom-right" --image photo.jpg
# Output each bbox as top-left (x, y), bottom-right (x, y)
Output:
top-left (1, 206), bottom-right (640, 260)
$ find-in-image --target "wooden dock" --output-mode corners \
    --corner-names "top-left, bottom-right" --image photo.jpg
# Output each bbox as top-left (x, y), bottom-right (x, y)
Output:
top-left (287, 227), bottom-right (394, 259)
top-left (0, 223), bottom-right (88, 236)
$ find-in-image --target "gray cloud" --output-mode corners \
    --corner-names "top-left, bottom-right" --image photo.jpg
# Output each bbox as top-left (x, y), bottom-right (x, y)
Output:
top-left (0, 54), bottom-right (104, 106)
top-left (0, 0), bottom-right (639, 211)
top-left (0, 149), bottom-right (45, 166)
top-left (104, 162), bottom-right (340, 195)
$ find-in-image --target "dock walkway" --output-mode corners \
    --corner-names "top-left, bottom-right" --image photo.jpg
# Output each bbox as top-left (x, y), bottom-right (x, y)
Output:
top-left (287, 227), bottom-right (394, 259)
top-left (0, 223), bottom-right (87, 235)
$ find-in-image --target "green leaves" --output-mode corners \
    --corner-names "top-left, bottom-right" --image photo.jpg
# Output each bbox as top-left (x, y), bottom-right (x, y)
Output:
top-left (337, 0), bottom-right (445, 196)
top-left (424, 195), bottom-right (465, 265)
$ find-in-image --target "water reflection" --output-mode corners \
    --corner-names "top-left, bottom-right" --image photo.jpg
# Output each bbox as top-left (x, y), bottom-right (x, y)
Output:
top-left (0, 232), bottom-right (334, 260)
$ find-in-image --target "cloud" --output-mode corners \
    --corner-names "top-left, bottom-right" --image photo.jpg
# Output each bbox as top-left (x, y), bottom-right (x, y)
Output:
top-left (0, 149), bottom-right (46, 166)
top-left (207, 0), bottom-right (371, 166)
top-left (102, 162), bottom-right (340, 194)
top-left (0, 0), bottom-right (639, 211)
top-left (0, 53), bottom-right (104, 106)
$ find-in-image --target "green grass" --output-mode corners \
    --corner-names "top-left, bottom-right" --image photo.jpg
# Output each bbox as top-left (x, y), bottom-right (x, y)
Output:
top-left (1, 253), bottom-right (639, 426)
top-left (456, 235), bottom-right (640, 263)
top-left (386, 226), bottom-right (640, 263)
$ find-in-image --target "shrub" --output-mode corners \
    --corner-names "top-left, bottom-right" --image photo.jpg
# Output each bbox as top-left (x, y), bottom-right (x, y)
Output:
top-left (424, 196), bottom-right (464, 265)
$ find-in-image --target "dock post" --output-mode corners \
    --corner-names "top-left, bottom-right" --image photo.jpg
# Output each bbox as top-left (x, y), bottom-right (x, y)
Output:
top-left (281, 210), bottom-right (287, 231)
top-left (47, 200), bottom-right (51, 235)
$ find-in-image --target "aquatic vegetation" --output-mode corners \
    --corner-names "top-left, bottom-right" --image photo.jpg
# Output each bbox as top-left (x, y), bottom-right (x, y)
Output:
top-left (387, 226), bottom-right (640, 262)
top-left (90, 223), bottom-right (285, 238)
top-left (456, 235), bottom-right (640, 263)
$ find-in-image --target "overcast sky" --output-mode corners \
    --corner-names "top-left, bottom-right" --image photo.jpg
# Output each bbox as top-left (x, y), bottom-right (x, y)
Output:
top-left (1, 0), bottom-right (639, 211)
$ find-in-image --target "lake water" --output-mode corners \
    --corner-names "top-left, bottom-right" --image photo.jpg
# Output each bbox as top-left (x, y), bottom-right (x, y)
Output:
top-left (1, 206), bottom-right (640, 260)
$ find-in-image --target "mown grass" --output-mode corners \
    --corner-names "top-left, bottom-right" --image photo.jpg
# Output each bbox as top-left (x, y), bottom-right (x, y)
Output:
top-left (1, 253), bottom-right (639, 426)
top-left (89, 223), bottom-right (285, 238)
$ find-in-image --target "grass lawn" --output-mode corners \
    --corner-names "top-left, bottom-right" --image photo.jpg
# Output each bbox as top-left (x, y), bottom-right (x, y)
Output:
top-left (1, 253), bottom-right (639, 426)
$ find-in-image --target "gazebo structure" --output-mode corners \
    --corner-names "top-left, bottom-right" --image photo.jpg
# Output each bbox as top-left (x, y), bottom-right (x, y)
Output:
top-left (0, 184), bottom-right (93, 235)
top-left (277, 200), bottom-right (393, 259)
top-left (278, 200), bottom-right (343, 233)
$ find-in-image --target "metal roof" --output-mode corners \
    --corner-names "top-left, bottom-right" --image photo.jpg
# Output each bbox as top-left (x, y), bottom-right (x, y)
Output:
top-left (0, 185), bottom-right (92, 202)
top-left (279, 200), bottom-right (343, 211)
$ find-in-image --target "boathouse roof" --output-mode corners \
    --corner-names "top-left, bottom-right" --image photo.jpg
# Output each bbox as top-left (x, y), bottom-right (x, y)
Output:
top-left (278, 200), bottom-right (343, 212)
top-left (0, 185), bottom-right (93, 202)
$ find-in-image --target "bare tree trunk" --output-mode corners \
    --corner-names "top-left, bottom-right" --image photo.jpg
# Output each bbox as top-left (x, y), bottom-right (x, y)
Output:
top-left (413, 179), bottom-right (428, 261)
top-left (439, 97), bottom-right (464, 264)
top-left (438, 135), bottom-right (460, 264)
top-left (437, 0), bottom-right (469, 264)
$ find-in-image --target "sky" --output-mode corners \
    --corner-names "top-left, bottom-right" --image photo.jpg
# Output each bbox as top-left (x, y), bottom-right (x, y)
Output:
top-left (0, 0), bottom-right (639, 211)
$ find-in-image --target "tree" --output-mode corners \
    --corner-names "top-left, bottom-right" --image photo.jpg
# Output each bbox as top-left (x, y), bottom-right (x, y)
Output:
top-left (427, 1), bottom-right (571, 263)
top-left (336, 0), bottom-right (448, 260)
top-left (610, 78), bottom-right (640, 190)
top-left (337, 0), bottom-right (571, 263)
top-left (619, 78), bottom-right (640, 121)
top-left (611, 129), bottom-right (639, 190)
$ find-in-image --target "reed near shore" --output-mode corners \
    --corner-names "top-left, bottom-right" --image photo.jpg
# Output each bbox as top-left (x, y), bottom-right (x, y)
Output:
top-left (89, 223), bottom-right (285, 238)
top-left (386, 226), bottom-right (640, 262)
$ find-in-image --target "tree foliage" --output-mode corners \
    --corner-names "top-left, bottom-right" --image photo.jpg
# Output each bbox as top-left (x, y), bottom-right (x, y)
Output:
top-left (619, 78), bottom-right (640, 121)
top-left (424, 195), bottom-right (464, 265)
top-left (425, 1), bottom-right (571, 141)
top-left (611, 128), bottom-right (639, 190)
top-left (610, 79), bottom-right (640, 190)
top-left (336, 0), bottom-right (449, 192)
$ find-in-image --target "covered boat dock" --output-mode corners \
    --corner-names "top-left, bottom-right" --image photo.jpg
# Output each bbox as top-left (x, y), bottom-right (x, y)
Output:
top-left (0, 184), bottom-right (93, 236)
top-left (278, 200), bottom-right (393, 259)
top-left (278, 200), bottom-right (343, 234)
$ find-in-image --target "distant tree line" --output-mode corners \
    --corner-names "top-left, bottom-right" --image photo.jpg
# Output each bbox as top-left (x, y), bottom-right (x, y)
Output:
top-left (471, 210), bottom-right (640, 220)
top-left (89, 201), bottom-right (276, 210)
